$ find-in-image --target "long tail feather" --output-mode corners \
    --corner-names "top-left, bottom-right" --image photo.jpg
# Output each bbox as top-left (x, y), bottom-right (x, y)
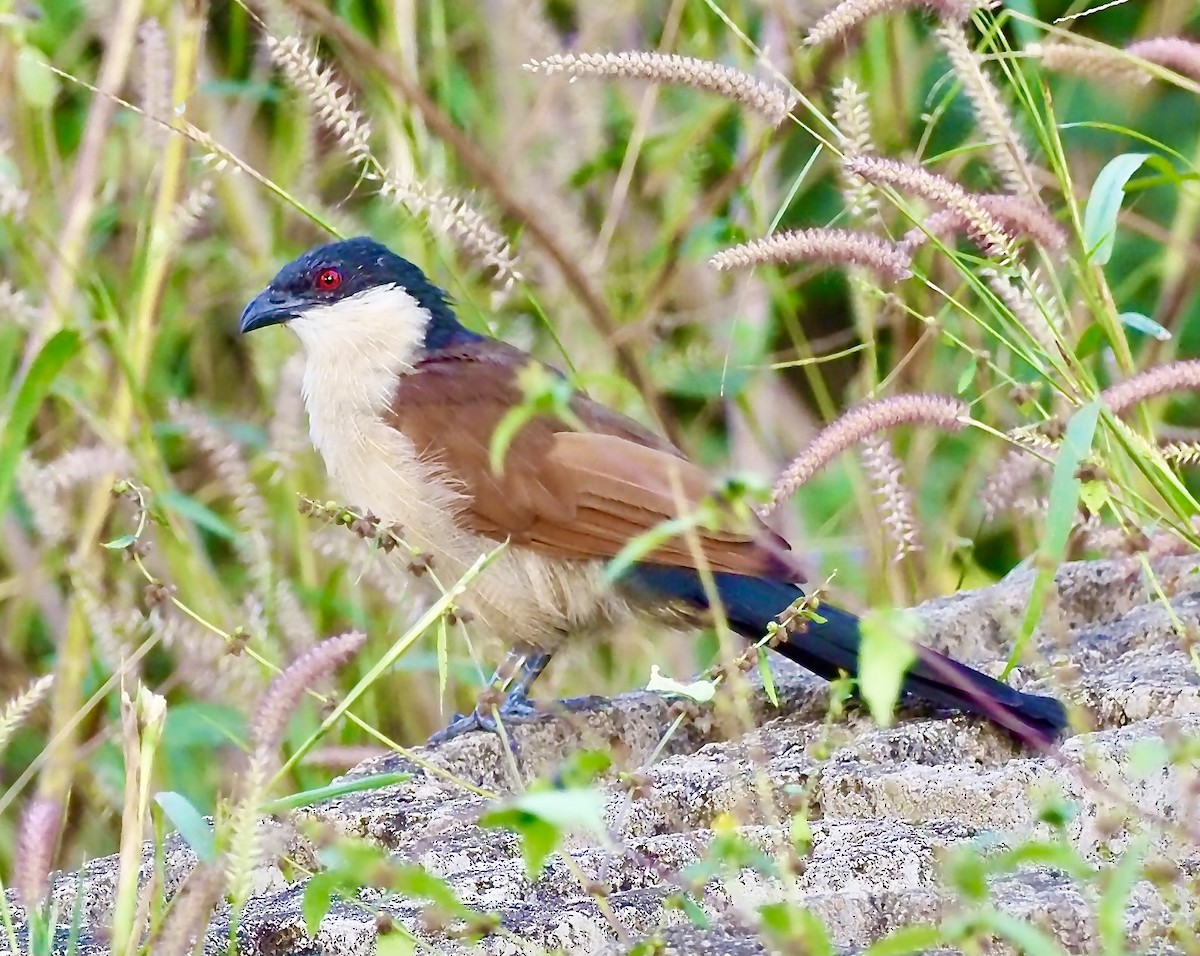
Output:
top-left (627, 566), bottom-right (1068, 748)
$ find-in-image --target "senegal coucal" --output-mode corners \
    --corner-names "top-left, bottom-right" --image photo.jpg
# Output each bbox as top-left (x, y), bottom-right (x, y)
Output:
top-left (240, 237), bottom-right (1068, 747)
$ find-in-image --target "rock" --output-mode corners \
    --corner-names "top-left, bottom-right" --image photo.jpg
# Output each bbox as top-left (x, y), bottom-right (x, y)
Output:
top-left (6, 556), bottom-right (1199, 955)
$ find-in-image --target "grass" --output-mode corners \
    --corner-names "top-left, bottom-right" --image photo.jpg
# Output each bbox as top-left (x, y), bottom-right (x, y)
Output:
top-left (1, 0), bottom-right (1199, 951)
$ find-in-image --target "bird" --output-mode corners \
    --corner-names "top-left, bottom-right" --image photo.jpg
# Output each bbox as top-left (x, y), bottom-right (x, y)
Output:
top-left (240, 236), bottom-right (1069, 749)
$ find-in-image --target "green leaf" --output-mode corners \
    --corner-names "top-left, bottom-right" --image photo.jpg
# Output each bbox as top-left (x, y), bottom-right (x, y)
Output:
top-left (502, 788), bottom-right (607, 832)
top-left (102, 534), bottom-right (137, 550)
top-left (163, 701), bottom-right (245, 749)
top-left (1073, 322), bottom-right (1107, 360)
top-left (758, 647), bottom-right (779, 707)
top-left (1083, 153), bottom-right (1149, 265)
top-left (1012, 401), bottom-right (1101, 672)
top-left (666, 365), bottom-right (751, 400)
top-left (376, 930), bottom-right (417, 956)
top-left (1036, 796), bottom-right (1078, 830)
top-left (263, 773), bottom-right (412, 814)
top-left (972, 910), bottom-right (1072, 956)
top-left (645, 665), bottom-right (717, 703)
top-left (435, 617), bottom-right (448, 708)
top-left (758, 903), bottom-right (834, 955)
top-left (1118, 310), bottom-right (1171, 341)
top-left (956, 361), bottom-right (977, 395)
top-left (160, 489), bottom-right (240, 541)
top-left (676, 894), bottom-right (711, 929)
top-left (390, 864), bottom-right (474, 917)
top-left (994, 839), bottom-right (1094, 880)
top-left (486, 812), bottom-right (559, 879)
top-left (1099, 838), bottom-right (1147, 956)
top-left (790, 812), bottom-right (812, 855)
top-left (1078, 479), bottom-right (1109, 515)
top-left (553, 749), bottom-right (612, 788)
top-left (942, 846), bottom-right (989, 901)
top-left (154, 792), bottom-right (215, 863)
top-left (857, 609), bottom-right (921, 727)
top-left (479, 788), bottom-right (608, 879)
top-left (862, 924), bottom-right (945, 956)
top-left (302, 871), bottom-right (341, 937)
top-left (1128, 738), bottom-right (1170, 779)
top-left (0, 330), bottom-right (80, 520)
top-left (16, 46), bottom-right (60, 107)
top-left (604, 514), bottom-right (694, 583)
top-left (196, 78), bottom-right (282, 102)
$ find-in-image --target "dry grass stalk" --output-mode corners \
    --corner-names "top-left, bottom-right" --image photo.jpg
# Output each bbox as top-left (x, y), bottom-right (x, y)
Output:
top-left (226, 632), bottom-right (367, 903)
top-left (1126, 37), bottom-right (1200, 83)
top-left (902, 193), bottom-right (1066, 253)
top-left (1032, 42), bottom-right (1149, 85)
top-left (833, 77), bottom-right (880, 220)
top-left (18, 445), bottom-right (133, 545)
top-left (980, 267), bottom-right (1058, 352)
top-left (274, 580), bottom-right (319, 656)
top-left (0, 140), bottom-right (29, 221)
top-left (524, 51), bottom-right (797, 125)
top-left (264, 35), bottom-right (373, 165)
top-left (170, 177), bottom-right (216, 242)
top-left (378, 174), bottom-right (522, 291)
top-left (171, 400), bottom-right (272, 589)
top-left (979, 447), bottom-right (1053, 522)
top-left (711, 228), bottom-right (912, 282)
top-left (112, 686), bottom-right (167, 954)
top-left (266, 353), bottom-right (309, 475)
top-left (153, 864), bottom-right (227, 956)
top-left (70, 556), bottom-right (142, 677)
top-left (265, 33), bottom-right (520, 289)
top-left (312, 525), bottom-right (407, 596)
top-left (844, 156), bottom-right (1016, 261)
top-left (859, 436), bottom-right (922, 560)
top-left (0, 675), bottom-right (55, 753)
top-left (935, 21), bottom-right (1039, 200)
top-left (1158, 441), bottom-right (1200, 467)
top-left (0, 280), bottom-right (38, 327)
top-left (155, 608), bottom-right (262, 702)
top-left (250, 631), bottom-right (367, 752)
top-left (15, 797), bottom-right (62, 908)
top-left (1101, 360), bottom-right (1200, 415)
top-left (805, 0), bottom-right (991, 48)
top-left (137, 19), bottom-right (171, 148)
top-left (768, 394), bottom-right (968, 512)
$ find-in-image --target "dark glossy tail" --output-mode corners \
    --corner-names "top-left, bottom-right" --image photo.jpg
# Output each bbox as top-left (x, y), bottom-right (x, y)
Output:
top-left (628, 566), bottom-right (1069, 748)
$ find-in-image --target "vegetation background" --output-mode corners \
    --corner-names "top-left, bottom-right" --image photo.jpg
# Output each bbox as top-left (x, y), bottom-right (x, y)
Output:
top-left (1, 0), bottom-right (1199, 942)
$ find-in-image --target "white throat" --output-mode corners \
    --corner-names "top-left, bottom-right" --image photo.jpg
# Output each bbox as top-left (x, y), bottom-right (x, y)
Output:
top-left (292, 283), bottom-right (432, 454)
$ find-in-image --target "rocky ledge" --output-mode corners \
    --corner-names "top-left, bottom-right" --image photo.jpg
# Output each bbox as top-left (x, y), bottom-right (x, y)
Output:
top-left (6, 556), bottom-right (1200, 954)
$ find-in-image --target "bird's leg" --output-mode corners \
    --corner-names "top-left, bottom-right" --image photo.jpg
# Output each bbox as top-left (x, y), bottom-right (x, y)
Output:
top-left (494, 651), bottom-right (552, 718)
top-left (427, 646), bottom-right (552, 745)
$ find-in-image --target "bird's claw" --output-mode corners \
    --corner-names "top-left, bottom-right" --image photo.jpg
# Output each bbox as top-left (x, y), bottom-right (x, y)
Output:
top-left (426, 689), bottom-right (541, 746)
top-left (492, 689), bottom-right (538, 719)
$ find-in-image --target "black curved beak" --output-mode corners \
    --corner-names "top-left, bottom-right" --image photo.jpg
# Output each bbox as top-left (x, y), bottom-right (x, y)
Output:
top-left (240, 289), bottom-right (305, 334)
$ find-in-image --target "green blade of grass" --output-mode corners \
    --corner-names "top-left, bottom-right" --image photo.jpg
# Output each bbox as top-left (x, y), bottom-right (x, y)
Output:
top-left (262, 772), bottom-right (412, 813)
top-left (1083, 153), bottom-right (1149, 264)
top-left (1007, 400), bottom-right (1101, 675)
top-left (0, 330), bottom-right (81, 519)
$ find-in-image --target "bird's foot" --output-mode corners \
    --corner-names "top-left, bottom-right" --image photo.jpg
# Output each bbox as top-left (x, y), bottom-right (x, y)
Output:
top-left (426, 689), bottom-right (541, 747)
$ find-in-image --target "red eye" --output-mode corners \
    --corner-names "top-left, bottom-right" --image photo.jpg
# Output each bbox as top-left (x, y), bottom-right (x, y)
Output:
top-left (315, 268), bottom-right (342, 291)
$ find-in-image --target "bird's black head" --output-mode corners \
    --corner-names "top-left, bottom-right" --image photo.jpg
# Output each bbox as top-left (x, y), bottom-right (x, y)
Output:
top-left (239, 237), bottom-right (478, 349)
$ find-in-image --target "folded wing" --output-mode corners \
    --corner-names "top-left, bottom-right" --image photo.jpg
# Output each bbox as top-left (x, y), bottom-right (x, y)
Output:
top-left (385, 340), bottom-right (795, 579)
